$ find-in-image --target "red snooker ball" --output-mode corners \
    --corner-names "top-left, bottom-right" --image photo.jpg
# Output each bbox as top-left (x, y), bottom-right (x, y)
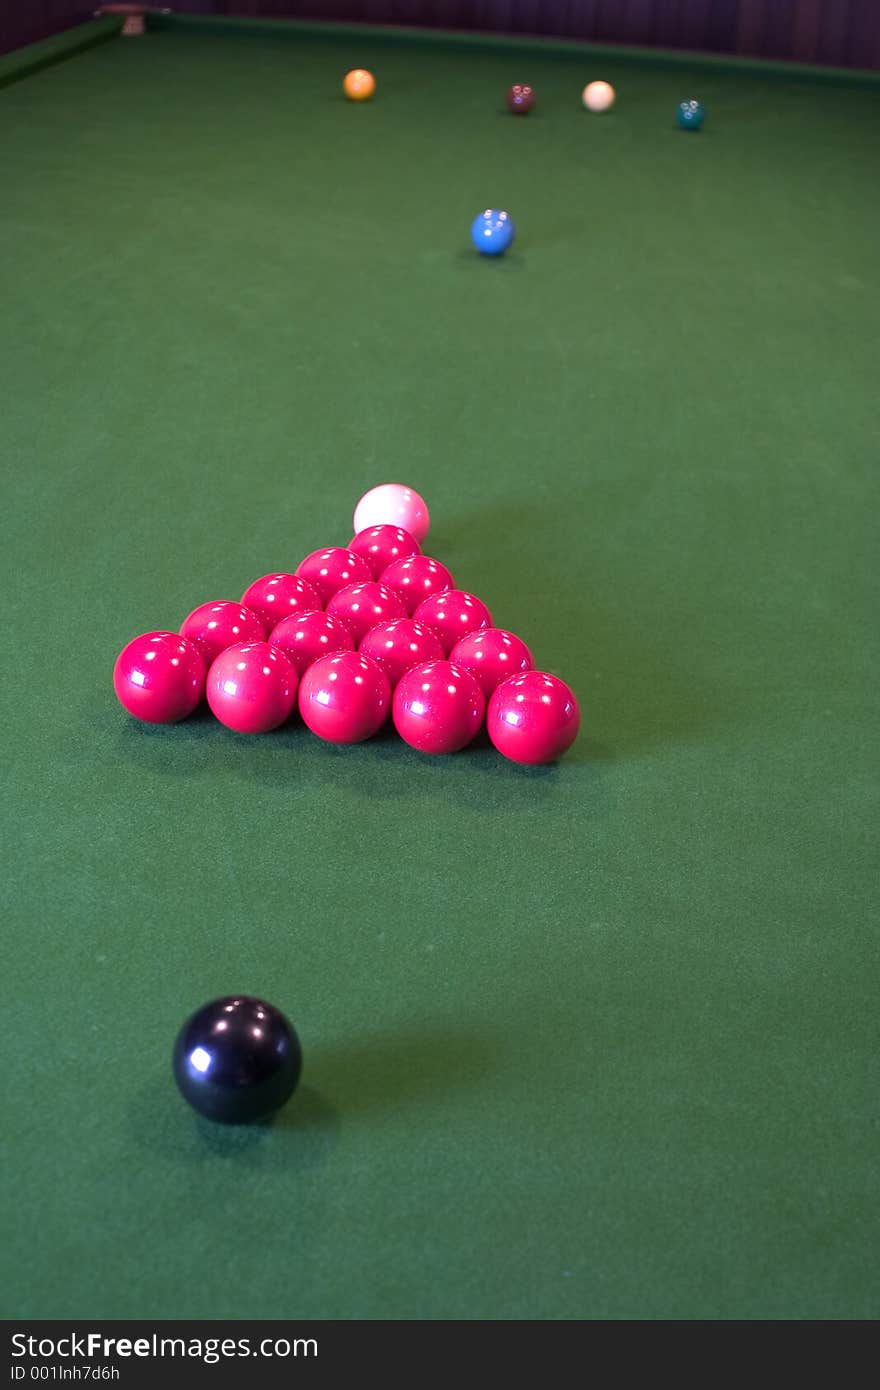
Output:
top-left (268, 609), bottom-right (355, 677)
top-left (507, 83), bottom-right (535, 114)
top-left (325, 581), bottom-right (407, 646)
top-left (295, 547), bottom-right (371, 607)
top-left (359, 617), bottom-right (445, 688)
top-left (180, 600), bottom-right (265, 667)
top-left (380, 554), bottom-right (454, 616)
top-left (348, 524), bottom-right (421, 579)
top-left (412, 589), bottom-right (493, 655)
top-left (393, 660), bottom-right (485, 755)
top-left (448, 627), bottom-right (534, 699)
top-left (206, 641), bottom-right (297, 734)
top-left (240, 573), bottom-right (321, 630)
top-left (298, 651), bottom-right (390, 744)
top-left (487, 670), bottom-right (579, 764)
top-left (114, 630), bottom-right (206, 724)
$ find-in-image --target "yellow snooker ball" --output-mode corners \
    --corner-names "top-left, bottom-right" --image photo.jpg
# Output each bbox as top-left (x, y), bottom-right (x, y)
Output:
top-left (343, 69), bottom-right (376, 102)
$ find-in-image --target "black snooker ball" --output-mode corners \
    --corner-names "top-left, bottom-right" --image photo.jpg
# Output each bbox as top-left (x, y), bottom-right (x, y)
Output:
top-left (172, 996), bottom-right (302, 1124)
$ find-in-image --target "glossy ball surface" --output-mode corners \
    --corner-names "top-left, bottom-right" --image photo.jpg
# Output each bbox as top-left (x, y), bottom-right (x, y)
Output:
top-left (677, 99), bottom-right (705, 130)
top-left (507, 83), bottom-right (535, 114)
top-left (487, 670), bottom-right (580, 764)
top-left (240, 573), bottom-right (321, 631)
top-left (180, 600), bottom-right (265, 668)
top-left (353, 484), bottom-right (430, 544)
top-left (326, 580), bottom-right (407, 646)
top-left (393, 660), bottom-right (485, 755)
top-left (413, 589), bottom-right (493, 655)
top-left (268, 609), bottom-right (355, 678)
top-left (348, 524), bottom-right (421, 579)
top-left (298, 651), bottom-right (390, 744)
top-left (113, 630), bottom-right (205, 724)
top-left (359, 617), bottom-right (444, 688)
top-left (173, 996), bottom-right (302, 1125)
top-left (583, 80), bottom-right (615, 113)
top-left (380, 554), bottom-right (454, 615)
top-left (206, 641), bottom-right (297, 734)
top-left (295, 547), bottom-right (372, 607)
top-left (343, 68), bottom-right (375, 101)
top-left (471, 209), bottom-right (515, 257)
top-left (449, 627), bottom-right (534, 699)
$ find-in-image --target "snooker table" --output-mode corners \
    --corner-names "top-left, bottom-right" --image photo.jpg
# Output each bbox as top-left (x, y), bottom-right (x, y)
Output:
top-left (2, 12), bottom-right (878, 1323)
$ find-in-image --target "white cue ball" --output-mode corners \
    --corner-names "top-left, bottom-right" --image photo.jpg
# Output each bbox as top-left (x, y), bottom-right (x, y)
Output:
top-left (583, 81), bottom-right (615, 113)
top-left (353, 484), bottom-right (430, 543)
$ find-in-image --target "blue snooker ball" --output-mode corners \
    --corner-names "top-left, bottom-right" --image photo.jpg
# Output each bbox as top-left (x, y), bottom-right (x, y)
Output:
top-left (677, 99), bottom-right (705, 131)
top-left (471, 209), bottom-right (515, 257)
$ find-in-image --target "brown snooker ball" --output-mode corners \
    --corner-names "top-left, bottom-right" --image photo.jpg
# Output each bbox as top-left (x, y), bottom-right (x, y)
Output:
top-left (506, 84), bottom-right (535, 115)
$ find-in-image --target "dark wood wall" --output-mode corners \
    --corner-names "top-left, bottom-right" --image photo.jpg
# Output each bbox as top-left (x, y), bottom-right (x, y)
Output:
top-left (2, 1), bottom-right (879, 67)
top-left (0, 4), bottom-right (89, 56)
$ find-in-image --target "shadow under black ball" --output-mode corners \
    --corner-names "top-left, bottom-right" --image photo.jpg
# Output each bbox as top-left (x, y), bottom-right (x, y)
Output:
top-left (173, 996), bottom-right (302, 1124)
